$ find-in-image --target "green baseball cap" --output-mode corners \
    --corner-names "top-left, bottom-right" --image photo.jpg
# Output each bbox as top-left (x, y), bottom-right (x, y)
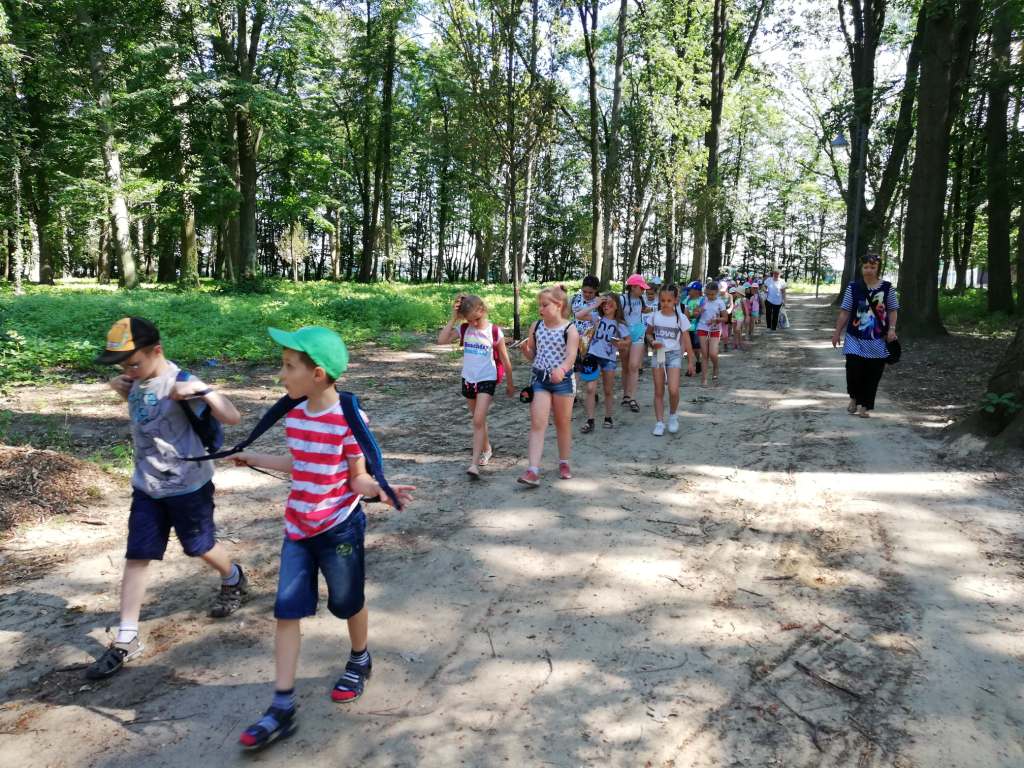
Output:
top-left (268, 326), bottom-right (349, 379)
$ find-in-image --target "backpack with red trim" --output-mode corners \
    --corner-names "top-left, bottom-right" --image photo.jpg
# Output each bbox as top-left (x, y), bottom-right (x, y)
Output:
top-left (458, 322), bottom-right (505, 383)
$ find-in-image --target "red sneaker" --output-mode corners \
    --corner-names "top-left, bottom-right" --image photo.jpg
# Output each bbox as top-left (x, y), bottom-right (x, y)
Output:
top-left (517, 469), bottom-right (540, 487)
top-left (559, 462), bottom-right (572, 480)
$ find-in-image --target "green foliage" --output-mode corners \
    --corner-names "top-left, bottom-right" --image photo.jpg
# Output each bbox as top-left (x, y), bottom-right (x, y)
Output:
top-left (0, 279), bottom-right (537, 383)
top-left (980, 392), bottom-right (1021, 416)
top-left (938, 289), bottom-right (1019, 335)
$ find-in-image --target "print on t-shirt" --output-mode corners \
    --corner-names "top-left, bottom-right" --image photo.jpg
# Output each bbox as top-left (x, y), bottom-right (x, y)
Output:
top-left (588, 316), bottom-right (628, 361)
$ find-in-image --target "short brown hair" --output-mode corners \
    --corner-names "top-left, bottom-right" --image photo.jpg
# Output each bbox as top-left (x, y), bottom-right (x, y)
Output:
top-left (295, 350), bottom-right (337, 383)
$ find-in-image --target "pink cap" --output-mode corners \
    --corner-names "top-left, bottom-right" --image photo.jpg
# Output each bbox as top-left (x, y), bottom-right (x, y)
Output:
top-left (624, 274), bottom-right (650, 290)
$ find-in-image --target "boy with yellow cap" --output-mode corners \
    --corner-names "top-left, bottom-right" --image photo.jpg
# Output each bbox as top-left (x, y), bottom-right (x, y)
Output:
top-left (87, 317), bottom-right (246, 680)
top-left (233, 326), bottom-right (414, 750)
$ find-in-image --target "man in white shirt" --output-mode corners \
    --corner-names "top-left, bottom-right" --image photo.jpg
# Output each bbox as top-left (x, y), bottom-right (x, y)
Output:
top-left (763, 268), bottom-right (787, 330)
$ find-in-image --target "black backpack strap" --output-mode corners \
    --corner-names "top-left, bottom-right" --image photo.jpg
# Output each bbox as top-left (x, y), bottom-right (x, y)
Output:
top-left (182, 394), bottom-right (306, 461)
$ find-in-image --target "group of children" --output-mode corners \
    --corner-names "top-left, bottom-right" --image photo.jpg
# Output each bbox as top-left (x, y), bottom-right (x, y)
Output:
top-left (443, 273), bottom-right (772, 486)
top-left (84, 272), bottom-right (773, 750)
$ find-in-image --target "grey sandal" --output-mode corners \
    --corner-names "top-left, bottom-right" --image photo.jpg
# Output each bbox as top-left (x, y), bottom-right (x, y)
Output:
top-left (85, 637), bottom-right (144, 679)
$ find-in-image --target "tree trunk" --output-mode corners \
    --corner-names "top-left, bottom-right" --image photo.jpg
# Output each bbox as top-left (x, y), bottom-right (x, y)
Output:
top-left (690, 207), bottom-right (706, 281)
top-left (627, 195), bottom-right (655, 276)
top-left (23, 144), bottom-right (55, 284)
top-left (599, 0), bottom-right (628, 287)
top-left (664, 186), bottom-right (676, 284)
top-left (180, 200), bottom-right (199, 287)
top-left (704, 0), bottom-right (726, 278)
top-left (97, 218), bottom-right (109, 284)
top-left (9, 149), bottom-right (24, 295)
top-left (237, 112), bottom-right (259, 280)
top-left (229, 4), bottom-right (266, 281)
top-left (437, 158), bottom-right (451, 284)
top-left (330, 208), bottom-right (342, 280)
top-left (514, 150), bottom-right (536, 340)
top-left (1016, 210), bottom-right (1024, 314)
top-left (579, 0), bottom-right (603, 280)
top-left (835, 2), bottom-right (926, 304)
top-left (985, 6), bottom-right (1012, 313)
top-left (156, 219), bottom-right (177, 283)
top-left (955, 166), bottom-right (979, 294)
top-left (80, 9), bottom-right (136, 289)
top-left (835, 0), bottom-right (884, 295)
top-left (897, 0), bottom-right (981, 336)
top-left (478, 225), bottom-right (492, 284)
top-left (379, 24), bottom-right (397, 283)
top-left (953, 317), bottom-right (1024, 449)
top-left (289, 222), bottom-right (299, 282)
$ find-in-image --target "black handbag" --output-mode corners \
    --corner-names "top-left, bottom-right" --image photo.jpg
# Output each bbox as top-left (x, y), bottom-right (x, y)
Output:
top-left (886, 338), bottom-right (902, 365)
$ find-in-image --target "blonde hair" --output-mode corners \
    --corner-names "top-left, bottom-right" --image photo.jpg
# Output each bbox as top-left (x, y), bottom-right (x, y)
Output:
top-left (457, 294), bottom-right (486, 319)
top-left (537, 285), bottom-right (571, 319)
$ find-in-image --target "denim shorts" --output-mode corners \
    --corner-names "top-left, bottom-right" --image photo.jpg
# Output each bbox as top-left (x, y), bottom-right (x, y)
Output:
top-left (126, 482), bottom-right (216, 560)
top-left (274, 508), bottom-right (366, 620)
top-left (653, 349), bottom-right (682, 369)
top-left (531, 368), bottom-right (576, 397)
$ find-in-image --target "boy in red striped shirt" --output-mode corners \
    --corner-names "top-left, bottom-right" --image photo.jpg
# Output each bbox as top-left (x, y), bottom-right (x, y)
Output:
top-left (232, 326), bottom-right (413, 749)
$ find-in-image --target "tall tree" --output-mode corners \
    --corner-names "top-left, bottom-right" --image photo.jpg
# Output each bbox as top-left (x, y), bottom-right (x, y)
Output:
top-left (897, 0), bottom-right (982, 336)
top-left (578, 0), bottom-right (604, 279)
top-left (701, 0), bottom-right (768, 279)
top-left (984, 0), bottom-right (1012, 314)
top-left (599, 0), bottom-right (628, 287)
top-left (78, 7), bottom-right (138, 288)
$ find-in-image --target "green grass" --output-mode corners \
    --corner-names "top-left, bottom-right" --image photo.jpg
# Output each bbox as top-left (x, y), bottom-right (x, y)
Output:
top-left (939, 289), bottom-right (1020, 335)
top-left (0, 278), bottom-right (542, 385)
top-left (785, 280), bottom-right (841, 295)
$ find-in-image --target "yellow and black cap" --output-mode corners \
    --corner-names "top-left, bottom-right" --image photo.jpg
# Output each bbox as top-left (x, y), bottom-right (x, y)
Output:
top-left (96, 317), bottom-right (161, 365)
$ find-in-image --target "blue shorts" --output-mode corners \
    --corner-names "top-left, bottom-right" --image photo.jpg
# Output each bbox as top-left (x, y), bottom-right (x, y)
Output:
top-left (629, 323), bottom-right (646, 343)
top-left (578, 356), bottom-right (616, 382)
top-left (531, 368), bottom-right (575, 397)
top-left (653, 349), bottom-right (683, 369)
top-left (274, 508), bottom-right (366, 620)
top-left (126, 482), bottom-right (216, 560)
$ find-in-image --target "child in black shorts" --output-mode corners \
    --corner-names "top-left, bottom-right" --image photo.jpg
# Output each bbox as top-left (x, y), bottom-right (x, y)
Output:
top-left (437, 294), bottom-right (516, 478)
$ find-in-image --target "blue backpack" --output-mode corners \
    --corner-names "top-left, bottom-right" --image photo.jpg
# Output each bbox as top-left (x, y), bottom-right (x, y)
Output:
top-left (183, 390), bottom-right (403, 510)
top-left (176, 370), bottom-right (225, 454)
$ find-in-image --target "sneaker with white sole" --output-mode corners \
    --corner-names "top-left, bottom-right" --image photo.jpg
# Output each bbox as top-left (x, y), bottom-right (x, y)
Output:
top-left (652, 421), bottom-right (665, 436)
top-left (667, 415), bottom-right (679, 433)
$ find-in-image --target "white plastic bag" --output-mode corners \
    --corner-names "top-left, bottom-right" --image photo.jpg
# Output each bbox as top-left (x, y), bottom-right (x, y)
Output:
top-left (779, 307), bottom-right (790, 329)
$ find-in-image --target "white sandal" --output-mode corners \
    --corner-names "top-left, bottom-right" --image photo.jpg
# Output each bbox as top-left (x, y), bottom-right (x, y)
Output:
top-left (479, 446), bottom-right (494, 466)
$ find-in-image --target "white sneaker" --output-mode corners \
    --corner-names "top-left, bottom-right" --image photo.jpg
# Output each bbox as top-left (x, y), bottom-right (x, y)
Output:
top-left (652, 421), bottom-right (665, 436)
top-left (667, 415), bottom-right (679, 433)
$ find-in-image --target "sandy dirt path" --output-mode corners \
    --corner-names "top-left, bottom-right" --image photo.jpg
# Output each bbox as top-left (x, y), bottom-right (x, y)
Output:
top-left (1, 294), bottom-right (1022, 767)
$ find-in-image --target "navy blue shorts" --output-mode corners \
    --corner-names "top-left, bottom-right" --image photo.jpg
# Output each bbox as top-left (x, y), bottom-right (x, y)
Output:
top-left (274, 508), bottom-right (367, 620)
top-left (126, 482), bottom-right (216, 560)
